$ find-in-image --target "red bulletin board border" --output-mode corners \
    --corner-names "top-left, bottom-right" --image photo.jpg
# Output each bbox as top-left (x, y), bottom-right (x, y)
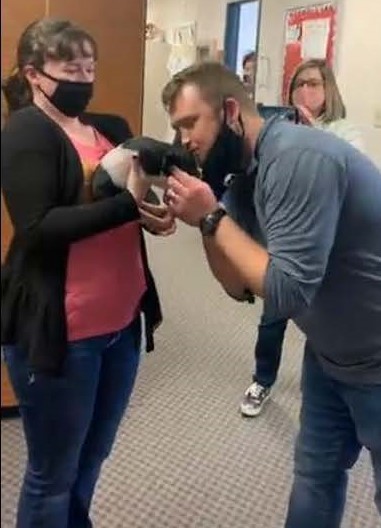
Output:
top-left (282, 2), bottom-right (337, 103)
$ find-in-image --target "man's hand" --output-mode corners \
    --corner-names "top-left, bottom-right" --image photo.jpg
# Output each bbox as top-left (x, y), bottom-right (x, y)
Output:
top-left (139, 201), bottom-right (177, 236)
top-left (166, 168), bottom-right (218, 226)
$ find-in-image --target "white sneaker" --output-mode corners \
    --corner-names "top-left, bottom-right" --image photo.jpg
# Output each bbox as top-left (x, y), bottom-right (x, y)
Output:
top-left (240, 381), bottom-right (271, 417)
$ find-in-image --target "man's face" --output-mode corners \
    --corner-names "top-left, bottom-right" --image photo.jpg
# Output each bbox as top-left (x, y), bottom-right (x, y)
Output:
top-left (169, 84), bottom-right (221, 164)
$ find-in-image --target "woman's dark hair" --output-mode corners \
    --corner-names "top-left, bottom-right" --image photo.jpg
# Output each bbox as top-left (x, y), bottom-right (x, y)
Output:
top-left (2, 69), bottom-right (31, 114)
top-left (2, 18), bottom-right (97, 114)
top-left (242, 51), bottom-right (256, 69)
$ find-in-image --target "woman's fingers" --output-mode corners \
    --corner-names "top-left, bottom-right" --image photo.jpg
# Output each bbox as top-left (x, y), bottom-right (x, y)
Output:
top-left (139, 207), bottom-right (176, 235)
top-left (139, 201), bottom-right (168, 217)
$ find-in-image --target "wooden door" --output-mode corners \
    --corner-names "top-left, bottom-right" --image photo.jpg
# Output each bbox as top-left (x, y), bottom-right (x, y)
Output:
top-left (2, 0), bottom-right (146, 133)
top-left (1, 0), bottom-right (48, 259)
top-left (48, 0), bottom-right (146, 134)
top-left (1, 0), bottom-right (47, 77)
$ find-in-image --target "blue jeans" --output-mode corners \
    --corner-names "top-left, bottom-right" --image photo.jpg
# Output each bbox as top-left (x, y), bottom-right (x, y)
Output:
top-left (286, 345), bottom-right (381, 528)
top-left (253, 314), bottom-right (288, 388)
top-left (3, 319), bottom-right (141, 528)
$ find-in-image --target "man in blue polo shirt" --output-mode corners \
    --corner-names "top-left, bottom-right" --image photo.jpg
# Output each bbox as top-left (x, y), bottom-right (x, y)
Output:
top-left (161, 62), bottom-right (381, 528)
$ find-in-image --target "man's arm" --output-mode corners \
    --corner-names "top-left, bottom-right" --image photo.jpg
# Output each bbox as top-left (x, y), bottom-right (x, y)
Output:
top-left (167, 148), bottom-right (347, 319)
top-left (209, 177), bottom-right (266, 300)
top-left (202, 216), bottom-right (269, 299)
top-left (203, 149), bottom-right (347, 318)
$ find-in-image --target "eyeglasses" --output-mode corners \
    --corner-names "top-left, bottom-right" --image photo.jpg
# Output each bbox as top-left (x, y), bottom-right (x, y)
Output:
top-left (294, 79), bottom-right (324, 90)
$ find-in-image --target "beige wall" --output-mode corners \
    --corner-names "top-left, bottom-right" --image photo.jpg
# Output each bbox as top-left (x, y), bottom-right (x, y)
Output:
top-left (144, 0), bottom-right (231, 139)
top-left (145, 0), bottom-right (381, 165)
top-left (147, 0), bottom-right (229, 47)
top-left (336, 0), bottom-right (381, 165)
top-left (142, 40), bottom-right (173, 141)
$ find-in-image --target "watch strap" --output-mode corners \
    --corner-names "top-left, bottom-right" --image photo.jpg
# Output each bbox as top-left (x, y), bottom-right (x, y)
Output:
top-left (199, 207), bottom-right (227, 236)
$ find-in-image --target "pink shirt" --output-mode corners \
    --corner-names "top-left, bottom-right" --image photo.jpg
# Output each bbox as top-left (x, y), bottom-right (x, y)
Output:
top-left (65, 130), bottom-right (146, 341)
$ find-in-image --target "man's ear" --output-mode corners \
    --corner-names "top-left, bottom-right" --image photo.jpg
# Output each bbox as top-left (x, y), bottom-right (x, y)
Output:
top-left (224, 97), bottom-right (240, 126)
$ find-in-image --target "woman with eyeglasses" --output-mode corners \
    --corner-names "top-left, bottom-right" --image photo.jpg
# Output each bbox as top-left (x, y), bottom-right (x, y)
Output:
top-left (288, 58), bottom-right (365, 152)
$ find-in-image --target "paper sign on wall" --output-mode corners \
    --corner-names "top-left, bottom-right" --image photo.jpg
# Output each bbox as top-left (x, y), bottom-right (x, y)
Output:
top-left (282, 3), bottom-right (337, 103)
top-left (166, 22), bottom-right (197, 76)
top-left (301, 19), bottom-right (330, 59)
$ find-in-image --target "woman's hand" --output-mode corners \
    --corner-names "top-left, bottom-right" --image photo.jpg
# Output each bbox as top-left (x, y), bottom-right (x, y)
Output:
top-left (139, 201), bottom-right (177, 236)
top-left (126, 155), bottom-right (152, 205)
top-left (296, 105), bottom-right (317, 126)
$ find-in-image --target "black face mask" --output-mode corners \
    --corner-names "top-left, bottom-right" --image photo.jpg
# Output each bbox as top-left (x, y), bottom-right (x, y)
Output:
top-left (38, 70), bottom-right (93, 117)
top-left (201, 112), bottom-right (247, 200)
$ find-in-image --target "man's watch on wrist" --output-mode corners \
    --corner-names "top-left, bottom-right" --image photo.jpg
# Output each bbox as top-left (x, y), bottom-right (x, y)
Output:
top-left (199, 207), bottom-right (227, 236)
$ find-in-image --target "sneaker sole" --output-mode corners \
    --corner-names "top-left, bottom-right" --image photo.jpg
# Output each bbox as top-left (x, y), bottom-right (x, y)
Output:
top-left (240, 394), bottom-right (271, 417)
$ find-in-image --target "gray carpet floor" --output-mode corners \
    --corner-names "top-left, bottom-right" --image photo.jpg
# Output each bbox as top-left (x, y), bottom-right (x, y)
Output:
top-left (1, 222), bottom-right (379, 528)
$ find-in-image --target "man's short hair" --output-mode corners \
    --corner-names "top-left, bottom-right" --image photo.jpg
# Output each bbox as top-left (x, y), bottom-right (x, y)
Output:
top-left (162, 61), bottom-right (256, 114)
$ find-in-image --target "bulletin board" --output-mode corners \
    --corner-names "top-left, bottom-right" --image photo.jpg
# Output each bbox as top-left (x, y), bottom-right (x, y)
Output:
top-left (281, 2), bottom-right (337, 103)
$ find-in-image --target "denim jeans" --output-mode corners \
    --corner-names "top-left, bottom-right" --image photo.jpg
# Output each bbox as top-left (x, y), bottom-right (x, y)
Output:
top-left (3, 318), bottom-right (141, 528)
top-left (253, 314), bottom-right (288, 388)
top-left (286, 345), bottom-right (381, 528)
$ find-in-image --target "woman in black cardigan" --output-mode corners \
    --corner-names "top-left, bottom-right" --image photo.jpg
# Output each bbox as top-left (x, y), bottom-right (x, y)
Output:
top-left (1, 18), bottom-right (173, 528)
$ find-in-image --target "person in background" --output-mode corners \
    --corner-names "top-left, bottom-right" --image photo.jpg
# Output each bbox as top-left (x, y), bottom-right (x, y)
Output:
top-left (239, 58), bottom-right (366, 418)
top-left (242, 51), bottom-right (257, 98)
top-left (289, 58), bottom-right (365, 152)
top-left (1, 18), bottom-right (173, 528)
top-left (161, 61), bottom-right (381, 528)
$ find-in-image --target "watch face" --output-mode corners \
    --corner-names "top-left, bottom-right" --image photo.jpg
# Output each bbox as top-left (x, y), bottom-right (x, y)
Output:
top-left (200, 208), bottom-right (226, 236)
top-left (204, 214), bottom-right (216, 235)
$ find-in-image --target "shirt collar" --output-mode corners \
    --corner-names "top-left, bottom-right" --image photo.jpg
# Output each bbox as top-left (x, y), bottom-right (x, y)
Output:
top-left (248, 114), bottom-right (283, 175)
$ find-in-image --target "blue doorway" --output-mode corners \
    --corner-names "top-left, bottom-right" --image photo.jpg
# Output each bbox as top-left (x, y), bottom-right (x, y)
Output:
top-left (224, 0), bottom-right (260, 77)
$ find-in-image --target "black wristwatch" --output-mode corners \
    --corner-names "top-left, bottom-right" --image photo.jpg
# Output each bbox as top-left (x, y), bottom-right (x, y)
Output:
top-left (199, 207), bottom-right (227, 237)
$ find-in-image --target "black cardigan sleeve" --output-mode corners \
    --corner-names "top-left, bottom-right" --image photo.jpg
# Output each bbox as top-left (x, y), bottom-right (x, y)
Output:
top-left (1, 109), bottom-right (140, 247)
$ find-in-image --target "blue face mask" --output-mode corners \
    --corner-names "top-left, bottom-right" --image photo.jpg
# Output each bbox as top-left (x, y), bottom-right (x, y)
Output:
top-left (38, 70), bottom-right (93, 117)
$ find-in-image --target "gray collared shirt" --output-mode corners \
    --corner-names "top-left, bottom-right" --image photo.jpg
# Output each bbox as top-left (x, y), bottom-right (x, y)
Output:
top-left (222, 118), bottom-right (381, 384)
